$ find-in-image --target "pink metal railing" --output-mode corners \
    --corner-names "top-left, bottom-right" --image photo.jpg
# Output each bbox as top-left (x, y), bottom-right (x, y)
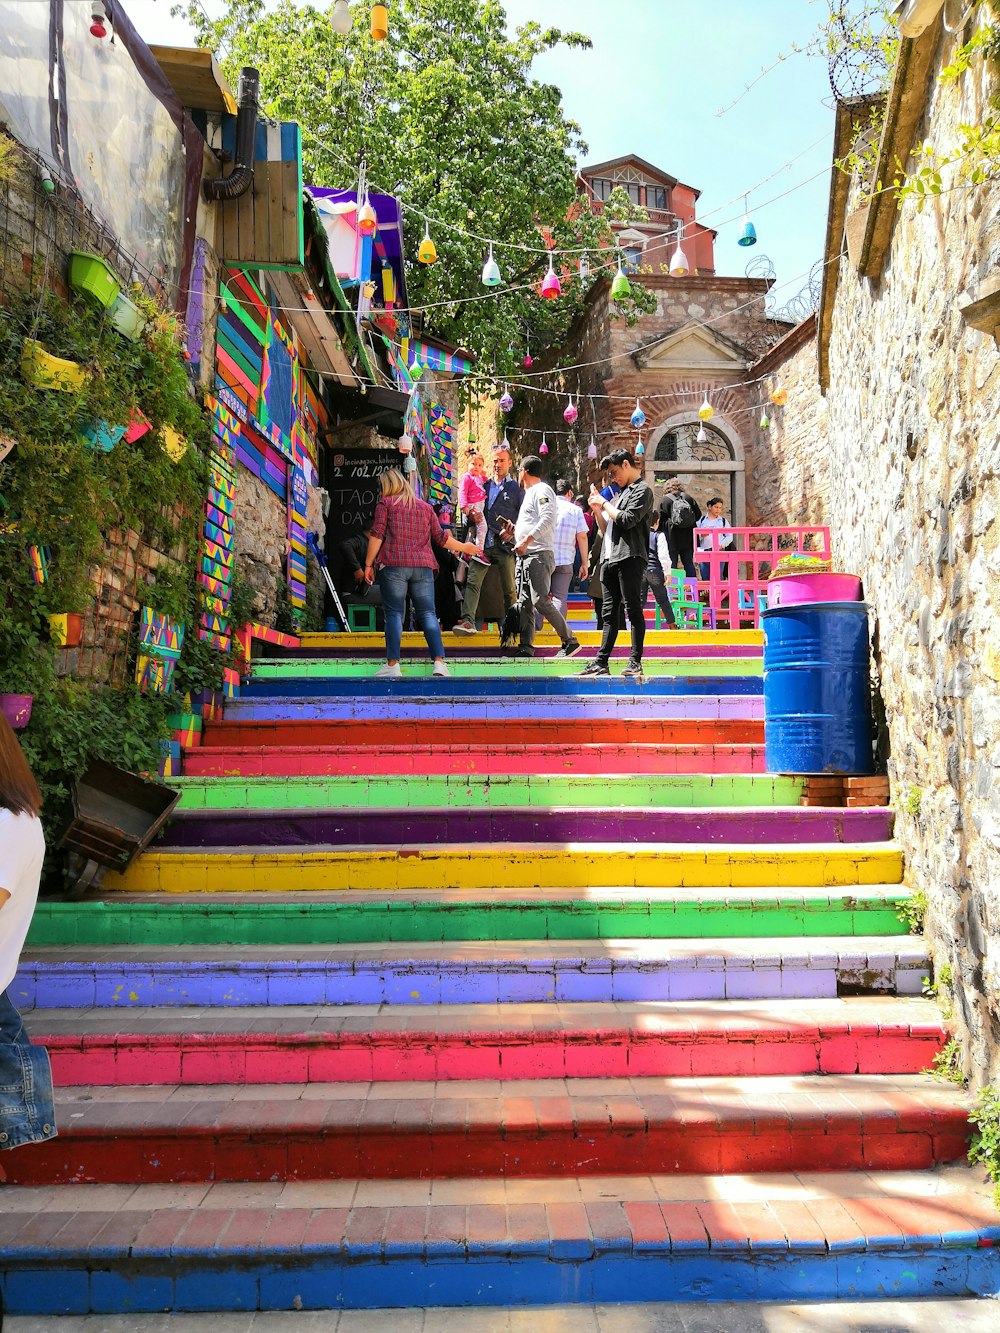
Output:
top-left (692, 526), bottom-right (832, 630)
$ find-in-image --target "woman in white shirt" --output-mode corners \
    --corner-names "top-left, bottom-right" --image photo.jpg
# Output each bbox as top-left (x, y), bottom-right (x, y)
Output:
top-left (696, 497), bottom-right (734, 583)
top-left (0, 712), bottom-right (56, 1160)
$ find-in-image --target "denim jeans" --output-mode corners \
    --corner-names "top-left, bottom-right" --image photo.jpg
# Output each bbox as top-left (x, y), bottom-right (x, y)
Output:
top-left (698, 561), bottom-right (728, 583)
top-left (0, 988), bottom-right (57, 1151)
top-left (598, 556), bottom-right (646, 667)
top-left (377, 565), bottom-right (444, 661)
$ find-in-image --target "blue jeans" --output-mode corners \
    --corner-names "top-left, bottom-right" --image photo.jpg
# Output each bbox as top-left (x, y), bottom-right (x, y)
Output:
top-left (698, 561), bottom-right (728, 582)
top-left (378, 565), bottom-right (444, 661)
top-left (0, 988), bottom-right (57, 1151)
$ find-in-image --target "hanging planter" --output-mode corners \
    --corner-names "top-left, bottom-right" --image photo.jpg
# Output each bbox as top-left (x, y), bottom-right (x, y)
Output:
top-left (162, 427), bottom-right (188, 462)
top-left (81, 419), bottom-right (127, 453)
top-left (124, 409), bottom-right (151, 443)
top-left (109, 292), bottom-right (146, 341)
top-left (0, 694), bottom-right (33, 729)
top-left (49, 613), bottom-right (84, 648)
top-left (68, 251), bottom-right (121, 310)
top-left (21, 339), bottom-right (86, 392)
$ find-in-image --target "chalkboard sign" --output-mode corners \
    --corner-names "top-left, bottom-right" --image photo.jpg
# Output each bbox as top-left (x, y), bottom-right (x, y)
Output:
top-left (324, 449), bottom-right (400, 549)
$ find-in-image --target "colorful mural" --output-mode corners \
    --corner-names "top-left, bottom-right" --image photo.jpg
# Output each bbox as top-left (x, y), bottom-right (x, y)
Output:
top-left (136, 607), bottom-right (184, 695)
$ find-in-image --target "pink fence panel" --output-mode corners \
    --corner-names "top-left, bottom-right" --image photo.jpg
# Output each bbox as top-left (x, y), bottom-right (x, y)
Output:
top-left (694, 526), bottom-right (832, 630)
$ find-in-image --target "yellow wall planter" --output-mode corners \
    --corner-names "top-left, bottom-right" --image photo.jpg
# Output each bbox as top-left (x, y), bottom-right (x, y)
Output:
top-left (21, 339), bottom-right (86, 393)
top-left (162, 427), bottom-right (187, 462)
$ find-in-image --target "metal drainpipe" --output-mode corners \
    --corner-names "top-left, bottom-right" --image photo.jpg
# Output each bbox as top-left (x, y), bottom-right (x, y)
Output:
top-left (203, 67), bottom-right (260, 201)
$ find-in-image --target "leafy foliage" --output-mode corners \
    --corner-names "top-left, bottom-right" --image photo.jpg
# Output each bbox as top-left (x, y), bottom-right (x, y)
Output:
top-left (177, 0), bottom-right (656, 373)
top-left (927, 1037), bottom-right (966, 1086)
top-left (968, 1084), bottom-right (1000, 1208)
top-left (896, 887), bottom-right (927, 934)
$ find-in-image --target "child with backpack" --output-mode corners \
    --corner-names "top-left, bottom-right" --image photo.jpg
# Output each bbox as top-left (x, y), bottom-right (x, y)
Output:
top-left (659, 478), bottom-right (702, 579)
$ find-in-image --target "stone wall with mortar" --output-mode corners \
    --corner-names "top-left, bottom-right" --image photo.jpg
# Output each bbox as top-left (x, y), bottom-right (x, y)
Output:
top-left (753, 30), bottom-right (1000, 1085)
top-left (231, 471), bottom-right (289, 624)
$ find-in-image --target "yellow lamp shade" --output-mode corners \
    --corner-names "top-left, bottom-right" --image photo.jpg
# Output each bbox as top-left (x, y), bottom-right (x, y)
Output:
top-left (698, 396), bottom-right (714, 422)
top-left (371, 3), bottom-right (388, 39)
top-left (357, 200), bottom-right (378, 236)
top-left (162, 427), bottom-right (187, 462)
top-left (418, 235), bottom-right (437, 264)
top-left (770, 386), bottom-right (789, 406)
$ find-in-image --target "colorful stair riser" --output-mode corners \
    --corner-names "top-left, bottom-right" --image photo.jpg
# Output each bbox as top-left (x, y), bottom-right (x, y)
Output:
top-left (240, 675), bottom-right (763, 697)
top-left (250, 658), bottom-right (763, 678)
top-left (225, 697), bottom-right (765, 721)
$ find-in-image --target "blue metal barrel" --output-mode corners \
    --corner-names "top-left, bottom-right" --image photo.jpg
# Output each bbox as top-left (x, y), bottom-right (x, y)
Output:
top-left (762, 601), bottom-right (873, 774)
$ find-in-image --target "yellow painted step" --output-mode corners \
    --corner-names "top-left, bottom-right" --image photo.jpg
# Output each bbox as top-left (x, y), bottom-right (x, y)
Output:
top-left (106, 843), bottom-right (903, 894)
top-left (298, 629), bottom-right (763, 652)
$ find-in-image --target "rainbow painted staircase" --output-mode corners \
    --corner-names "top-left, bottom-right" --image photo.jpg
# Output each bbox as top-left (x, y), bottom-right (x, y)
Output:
top-left (3, 610), bottom-right (998, 1316)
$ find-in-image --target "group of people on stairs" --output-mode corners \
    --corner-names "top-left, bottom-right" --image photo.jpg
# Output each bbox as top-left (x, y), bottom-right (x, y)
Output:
top-left (364, 443), bottom-right (733, 679)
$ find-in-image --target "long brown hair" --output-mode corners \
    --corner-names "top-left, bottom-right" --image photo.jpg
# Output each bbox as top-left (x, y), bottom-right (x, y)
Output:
top-left (0, 712), bottom-right (42, 816)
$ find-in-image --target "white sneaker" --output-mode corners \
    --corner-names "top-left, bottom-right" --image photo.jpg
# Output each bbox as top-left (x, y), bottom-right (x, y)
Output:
top-left (375, 662), bottom-right (402, 679)
top-left (432, 661), bottom-right (450, 678)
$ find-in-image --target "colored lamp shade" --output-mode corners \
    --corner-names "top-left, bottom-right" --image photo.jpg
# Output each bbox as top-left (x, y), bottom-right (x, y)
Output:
top-left (611, 266), bottom-right (631, 300)
top-left (770, 385), bottom-right (789, 406)
top-left (587, 439), bottom-right (598, 460)
top-left (630, 399), bottom-right (646, 430)
top-left (482, 245), bottom-right (502, 287)
top-left (698, 395), bottom-right (714, 422)
top-left (563, 396), bottom-right (578, 426)
top-left (541, 259), bottom-right (561, 300)
top-left (370, 3), bottom-right (388, 40)
top-left (669, 243), bottom-right (689, 277)
top-left (523, 352), bottom-right (533, 368)
top-left (398, 433), bottom-right (413, 455)
top-left (759, 412), bottom-right (771, 430)
top-left (579, 255), bottom-right (590, 281)
top-left (331, 0), bottom-right (352, 34)
top-left (418, 225), bottom-right (437, 265)
top-left (357, 198), bottom-right (378, 237)
top-left (738, 216), bottom-right (758, 247)
top-left (635, 436), bottom-right (645, 457)
top-left (499, 388), bottom-right (514, 414)
top-left (539, 435), bottom-right (549, 455)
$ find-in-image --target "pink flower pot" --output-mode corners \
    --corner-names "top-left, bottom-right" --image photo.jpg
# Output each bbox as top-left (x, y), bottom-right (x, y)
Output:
top-left (0, 694), bottom-right (33, 729)
top-left (767, 573), bottom-right (863, 608)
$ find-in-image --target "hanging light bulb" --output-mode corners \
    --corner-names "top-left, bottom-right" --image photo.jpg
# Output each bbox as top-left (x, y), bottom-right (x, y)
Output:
top-left (563, 395), bottom-right (578, 427)
top-left (698, 395), bottom-right (714, 422)
top-left (630, 399), bottom-right (646, 431)
top-left (541, 255), bottom-right (561, 300)
top-left (502, 434), bottom-right (512, 450)
top-left (759, 410), bottom-right (771, 430)
top-left (611, 249), bottom-right (631, 301)
top-left (523, 351), bottom-right (533, 368)
top-left (499, 386), bottom-right (514, 414)
top-left (635, 435), bottom-right (645, 458)
top-left (482, 244), bottom-right (502, 288)
top-left (579, 255), bottom-right (590, 281)
top-left (370, 3), bottom-right (388, 40)
top-left (669, 225), bottom-right (689, 277)
top-left (417, 221), bottom-right (437, 265)
top-left (330, 0), bottom-right (352, 34)
top-left (738, 195), bottom-right (758, 248)
top-left (357, 195), bottom-right (378, 237)
top-left (587, 438), bottom-right (598, 460)
top-left (696, 424), bottom-right (708, 444)
top-left (770, 384), bottom-right (788, 406)
top-left (90, 1), bottom-right (109, 37)
top-left (539, 434), bottom-right (549, 456)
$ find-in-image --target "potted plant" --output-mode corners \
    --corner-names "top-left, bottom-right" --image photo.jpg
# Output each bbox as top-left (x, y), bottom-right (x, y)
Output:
top-left (67, 251), bottom-right (121, 310)
top-left (0, 616), bottom-right (49, 730)
top-left (48, 613), bottom-right (85, 648)
top-left (20, 338), bottom-right (86, 392)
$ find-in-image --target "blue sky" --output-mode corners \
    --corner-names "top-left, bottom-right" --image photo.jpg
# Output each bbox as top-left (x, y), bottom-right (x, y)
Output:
top-left (131, 0), bottom-right (839, 307)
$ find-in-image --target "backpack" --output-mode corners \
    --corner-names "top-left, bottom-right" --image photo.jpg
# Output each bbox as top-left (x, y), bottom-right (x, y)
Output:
top-left (668, 494), bottom-right (697, 529)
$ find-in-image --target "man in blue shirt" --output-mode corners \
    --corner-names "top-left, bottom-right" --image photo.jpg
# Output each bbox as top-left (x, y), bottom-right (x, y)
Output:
top-left (454, 444), bottom-right (523, 635)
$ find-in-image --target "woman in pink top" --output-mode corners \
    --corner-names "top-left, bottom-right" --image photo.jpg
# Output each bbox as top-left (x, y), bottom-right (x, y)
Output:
top-left (458, 451), bottom-right (490, 561)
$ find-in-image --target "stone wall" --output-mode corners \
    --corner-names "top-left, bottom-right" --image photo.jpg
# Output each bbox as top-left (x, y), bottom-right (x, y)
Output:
top-left (753, 27), bottom-right (1000, 1085)
top-left (232, 471), bottom-right (290, 623)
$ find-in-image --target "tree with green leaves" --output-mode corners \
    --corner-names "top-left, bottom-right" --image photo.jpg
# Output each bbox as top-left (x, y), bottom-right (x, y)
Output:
top-left (177, 0), bottom-right (655, 377)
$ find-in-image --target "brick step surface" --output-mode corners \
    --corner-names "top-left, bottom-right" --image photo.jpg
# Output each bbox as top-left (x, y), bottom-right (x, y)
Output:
top-left (223, 695), bottom-right (765, 724)
top-left (250, 657), bottom-right (762, 680)
top-left (184, 742), bottom-right (770, 778)
top-left (30, 997), bottom-right (946, 1085)
top-left (105, 842), bottom-right (904, 894)
top-left (14, 935), bottom-right (928, 1010)
top-left (172, 773), bottom-right (803, 810)
top-left (2, 1167), bottom-right (993, 1315)
top-left (2, 1074), bottom-right (971, 1186)
top-left (27, 888), bottom-right (912, 948)
top-left (159, 807), bottom-right (896, 851)
top-left (240, 675), bottom-right (763, 699)
top-left (200, 716), bottom-right (765, 748)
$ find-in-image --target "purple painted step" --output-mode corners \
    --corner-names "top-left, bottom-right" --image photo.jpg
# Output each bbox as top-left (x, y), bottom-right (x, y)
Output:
top-left (161, 807), bottom-right (895, 850)
top-left (225, 696), bottom-right (765, 722)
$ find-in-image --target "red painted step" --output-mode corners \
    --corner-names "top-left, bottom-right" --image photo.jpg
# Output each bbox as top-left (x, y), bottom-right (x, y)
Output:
top-left (185, 742), bottom-right (767, 778)
top-left (38, 999), bottom-right (947, 1086)
top-left (200, 717), bottom-right (764, 749)
top-left (6, 1075), bottom-right (970, 1185)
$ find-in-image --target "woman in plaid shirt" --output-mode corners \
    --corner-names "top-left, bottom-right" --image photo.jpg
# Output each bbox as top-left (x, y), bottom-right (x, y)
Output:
top-left (364, 470), bottom-right (479, 678)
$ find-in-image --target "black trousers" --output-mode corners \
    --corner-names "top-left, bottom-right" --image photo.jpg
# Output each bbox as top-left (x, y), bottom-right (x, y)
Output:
top-left (598, 556), bottom-right (645, 666)
top-left (668, 527), bottom-right (697, 579)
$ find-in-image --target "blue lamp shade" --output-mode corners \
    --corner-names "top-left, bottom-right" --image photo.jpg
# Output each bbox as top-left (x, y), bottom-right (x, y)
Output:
top-left (738, 218), bottom-right (758, 247)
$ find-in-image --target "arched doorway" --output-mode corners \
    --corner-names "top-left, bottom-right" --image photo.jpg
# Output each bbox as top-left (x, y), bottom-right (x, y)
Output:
top-left (647, 414), bottom-right (746, 526)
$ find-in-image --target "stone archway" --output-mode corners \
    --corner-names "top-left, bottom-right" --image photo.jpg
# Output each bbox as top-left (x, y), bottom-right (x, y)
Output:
top-left (646, 411), bottom-right (746, 526)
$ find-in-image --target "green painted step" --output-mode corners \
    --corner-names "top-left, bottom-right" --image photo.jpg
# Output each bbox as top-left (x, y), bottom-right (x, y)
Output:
top-left (170, 774), bottom-right (806, 812)
top-left (27, 888), bottom-right (911, 948)
top-left (250, 656), bottom-right (763, 679)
